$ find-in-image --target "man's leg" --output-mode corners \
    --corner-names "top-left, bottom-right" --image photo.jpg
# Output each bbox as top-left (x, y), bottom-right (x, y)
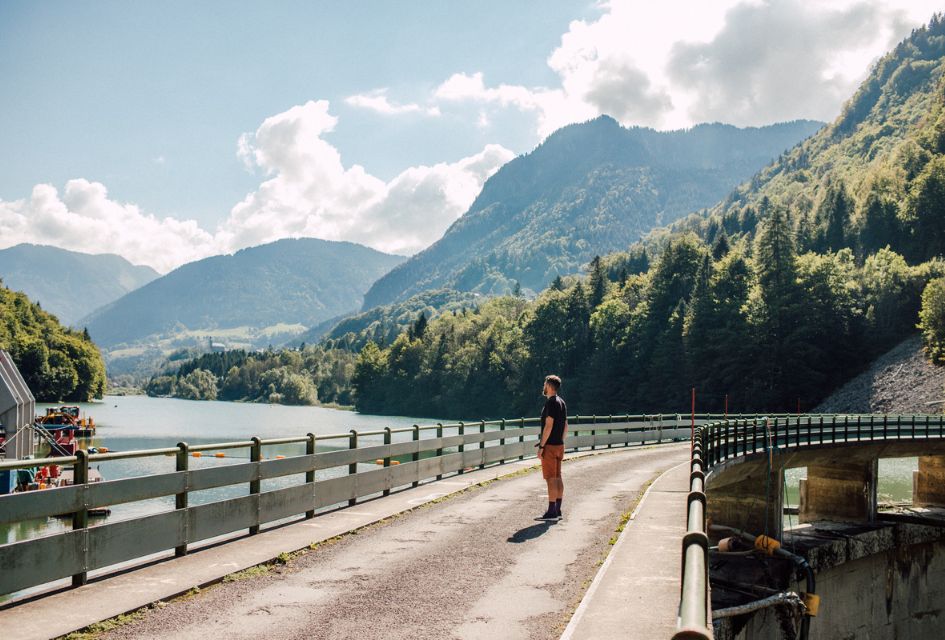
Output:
top-left (554, 477), bottom-right (563, 515)
top-left (538, 452), bottom-right (558, 519)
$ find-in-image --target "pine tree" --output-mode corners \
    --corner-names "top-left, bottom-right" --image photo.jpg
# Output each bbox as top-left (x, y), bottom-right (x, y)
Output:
top-left (813, 181), bottom-right (853, 252)
top-left (712, 231), bottom-right (730, 260)
top-left (589, 255), bottom-right (607, 307)
top-left (752, 203), bottom-right (816, 409)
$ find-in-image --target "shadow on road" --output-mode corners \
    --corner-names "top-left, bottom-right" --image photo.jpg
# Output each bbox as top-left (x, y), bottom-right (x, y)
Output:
top-left (507, 521), bottom-right (556, 543)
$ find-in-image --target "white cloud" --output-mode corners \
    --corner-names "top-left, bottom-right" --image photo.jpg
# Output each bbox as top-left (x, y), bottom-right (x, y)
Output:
top-left (345, 89), bottom-right (441, 116)
top-left (0, 180), bottom-right (219, 273)
top-left (0, 101), bottom-right (514, 271)
top-left (223, 100), bottom-right (513, 256)
top-left (432, 0), bottom-right (944, 133)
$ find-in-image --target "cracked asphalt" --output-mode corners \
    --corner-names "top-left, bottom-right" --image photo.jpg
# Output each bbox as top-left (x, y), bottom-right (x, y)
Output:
top-left (96, 444), bottom-right (688, 640)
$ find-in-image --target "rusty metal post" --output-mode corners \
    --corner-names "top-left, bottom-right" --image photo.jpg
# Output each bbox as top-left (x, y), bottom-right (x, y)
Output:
top-left (348, 430), bottom-right (358, 506)
top-left (306, 433), bottom-right (316, 519)
top-left (72, 449), bottom-right (89, 587)
top-left (175, 442), bottom-right (189, 556)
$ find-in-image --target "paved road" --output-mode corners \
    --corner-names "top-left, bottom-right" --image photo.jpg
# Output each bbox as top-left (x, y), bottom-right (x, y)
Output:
top-left (98, 444), bottom-right (688, 640)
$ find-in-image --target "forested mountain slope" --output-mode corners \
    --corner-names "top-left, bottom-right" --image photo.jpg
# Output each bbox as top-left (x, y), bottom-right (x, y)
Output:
top-left (83, 238), bottom-right (405, 349)
top-left (0, 244), bottom-right (158, 326)
top-left (362, 116), bottom-right (822, 309)
top-left (671, 15), bottom-right (945, 266)
top-left (0, 282), bottom-right (106, 401)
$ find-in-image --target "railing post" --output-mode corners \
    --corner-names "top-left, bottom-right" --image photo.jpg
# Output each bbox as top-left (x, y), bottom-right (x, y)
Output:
top-left (175, 442), bottom-right (189, 556)
top-left (927, 415), bottom-right (931, 439)
top-left (72, 449), bottom-right (89, 587)
top-left (383, 427), bottom-right (392, 497)
top-left (348, 430), bottom-right (358, 506)
top-left (436, 423), bottom-right (444, 480)
top-left (607, 414), bottom-right (613, 449)
top-left (591, 415), bottom-right (597, 450)
top-left (411, 425), bottom-right (420, 487)
top-left (807, 416), bottom-right (812, 446)
top-left (500, 419), bottom-right (506, 463)
top-left (457, 421), bottom-right (465, 475)
top-left (479, 420), bottom-right (486, 469)
top-left (912, 415), bottom-right (917, 440)
top-left (883, 414), bottom-right (888, 440)
top-left (832, 416), bottom-right (837, 444)
top-left (519, 418), bottom-right (525, 460)
top-left (844, 416), bottom-right (849, 442)
top-left (752, 418), bottom-right (758, 453)
top-left (249, 436), bottom-right (261, 534)
top-left (305, 433), bottom-right (316, 519)
top-left (574, 415), bottom-right (580, 451)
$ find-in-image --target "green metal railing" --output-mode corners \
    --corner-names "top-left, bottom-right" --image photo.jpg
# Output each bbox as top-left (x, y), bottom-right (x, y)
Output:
top-left (0, 412), bottom-right (693, 599)
top-left (673, 413), bottom-right (945, 640)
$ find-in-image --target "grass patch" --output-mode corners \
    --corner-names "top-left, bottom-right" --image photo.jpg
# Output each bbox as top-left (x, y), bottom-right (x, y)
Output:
top-left (61, 608), bottom-right (150, 639)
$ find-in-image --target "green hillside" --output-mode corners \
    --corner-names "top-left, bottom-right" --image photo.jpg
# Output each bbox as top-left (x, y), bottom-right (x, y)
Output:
top-left (671, 15), bottom-right (945, 266)
top-left (0, 244), bottom-right (158, 326)
top-left (0, 281), bottom-right (106, 401)
top-left (362, 117), bottom-right (822, 309)
top-left (83, 238), bottom-right (405, 349)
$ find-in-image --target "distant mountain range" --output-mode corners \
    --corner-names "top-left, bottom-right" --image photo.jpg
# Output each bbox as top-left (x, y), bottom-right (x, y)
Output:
top-left (0, 243), bottom-right (159, 326)
top-left (82, 238), bottom-right (405, 348)
top-left (362, 116), bottom-right (823, 309)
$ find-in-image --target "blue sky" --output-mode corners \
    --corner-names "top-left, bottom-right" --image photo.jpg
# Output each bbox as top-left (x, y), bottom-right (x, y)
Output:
top-left (0, 1), bottom-right (940, 271)
top-left (0, 1), bottom-right (589, 226)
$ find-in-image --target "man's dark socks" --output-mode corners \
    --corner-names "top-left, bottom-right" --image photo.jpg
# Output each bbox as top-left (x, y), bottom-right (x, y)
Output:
top-left (555, 498), bottom-right (562, 517)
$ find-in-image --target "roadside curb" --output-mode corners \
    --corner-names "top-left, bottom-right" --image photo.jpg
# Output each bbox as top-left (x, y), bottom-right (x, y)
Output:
top-left (560, 456), bottom-right (690, 640)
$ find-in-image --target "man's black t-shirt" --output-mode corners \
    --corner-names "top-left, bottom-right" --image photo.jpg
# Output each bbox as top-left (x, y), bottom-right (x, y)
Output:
top-left (541, 394), bottom-right (567, 445)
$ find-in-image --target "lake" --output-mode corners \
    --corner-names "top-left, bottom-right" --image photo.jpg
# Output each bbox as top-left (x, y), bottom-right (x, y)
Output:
top-left (2, 395), bottom-right (437, 546)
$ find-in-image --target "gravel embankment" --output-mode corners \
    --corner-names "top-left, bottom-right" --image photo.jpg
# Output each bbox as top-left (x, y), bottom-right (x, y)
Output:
top-left (815, 335), bottom-right (945, 414)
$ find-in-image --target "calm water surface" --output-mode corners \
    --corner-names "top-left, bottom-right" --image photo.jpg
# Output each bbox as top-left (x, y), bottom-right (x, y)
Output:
top-left (3, 395), bottom-right (437, 545)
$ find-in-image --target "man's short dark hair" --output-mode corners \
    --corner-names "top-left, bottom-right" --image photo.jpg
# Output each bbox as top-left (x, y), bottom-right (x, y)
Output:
top-left (544, 375), bottom-right (562, 391)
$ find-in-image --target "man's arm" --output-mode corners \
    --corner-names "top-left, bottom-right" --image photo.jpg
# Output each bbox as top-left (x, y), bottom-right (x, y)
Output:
top-left (539, 416), bottom-right (554, 449)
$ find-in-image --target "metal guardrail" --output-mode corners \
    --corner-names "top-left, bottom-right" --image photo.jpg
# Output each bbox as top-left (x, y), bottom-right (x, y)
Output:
top-left (0, 412), bottom-right (695, 599)
top-left (673, 413), bottom-right (945, 640)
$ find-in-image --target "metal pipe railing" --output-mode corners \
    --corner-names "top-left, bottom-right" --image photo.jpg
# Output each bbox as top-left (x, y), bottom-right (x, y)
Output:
top-left (673, 413), bottom-right (945, 639)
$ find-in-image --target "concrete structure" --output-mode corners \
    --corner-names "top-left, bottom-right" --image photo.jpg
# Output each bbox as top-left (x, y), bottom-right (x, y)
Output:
top-left (706, 438), bottom-right (945, 541)
top-left (715, 520), bottom-right (945, 639)
top-left (914, 455), bottom-right (945, 506)
top-left (0, 350), bottom-right (34, 461)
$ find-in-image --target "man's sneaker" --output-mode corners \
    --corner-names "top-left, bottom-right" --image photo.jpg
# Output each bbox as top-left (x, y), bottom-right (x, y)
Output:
top-left (535, 509), bottom-right (559, 521)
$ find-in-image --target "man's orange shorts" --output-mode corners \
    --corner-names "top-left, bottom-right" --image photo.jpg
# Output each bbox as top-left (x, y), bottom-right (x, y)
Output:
top-left (540, 444), bottom-right (564, 479)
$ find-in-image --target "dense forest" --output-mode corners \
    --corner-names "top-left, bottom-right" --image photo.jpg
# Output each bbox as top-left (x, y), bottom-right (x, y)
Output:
top-left (146, 346), bottom-right (356, 406)
top-left (0, 281), bottom-right (107, 402)
top-left (352, 234), bottom-right (943, 417)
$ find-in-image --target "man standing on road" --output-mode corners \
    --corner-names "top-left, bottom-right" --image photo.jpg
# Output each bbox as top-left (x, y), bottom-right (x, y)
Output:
top-left (536, 374), bottom-right (567, 521)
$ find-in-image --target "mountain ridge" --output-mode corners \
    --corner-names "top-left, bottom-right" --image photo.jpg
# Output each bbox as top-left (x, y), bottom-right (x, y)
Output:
top-left (362, 116), bottom-right (823, 309)
top-left (83, 237), bottom-right (406, 349)
top-left (0, 243), bottom-right (159, 326)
